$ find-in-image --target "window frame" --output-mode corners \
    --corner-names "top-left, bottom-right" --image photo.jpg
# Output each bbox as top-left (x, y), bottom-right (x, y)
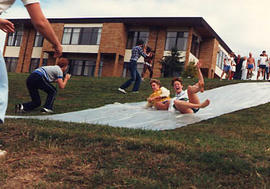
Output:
top-left (126, 31), bottom-right (149, 49)
top-left (165, 31), bottom-right (189, 51)
top-left (62, 27), bottom-right (102, 45)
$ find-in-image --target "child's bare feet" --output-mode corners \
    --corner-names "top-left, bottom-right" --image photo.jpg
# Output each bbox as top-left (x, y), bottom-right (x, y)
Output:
top-left (200, 99), bottom-right (210, 108)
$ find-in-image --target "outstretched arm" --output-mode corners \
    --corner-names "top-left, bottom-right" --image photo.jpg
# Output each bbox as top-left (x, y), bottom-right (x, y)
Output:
top-left (25, 3), bottom-right (62, 58)
top-left (0, 18), bottom-right (15, 33)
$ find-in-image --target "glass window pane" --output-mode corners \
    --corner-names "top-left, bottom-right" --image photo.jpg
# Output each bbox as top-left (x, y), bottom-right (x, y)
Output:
top-left (126, 32), bottom-right (135, 49)
top-left (34, 32), bottom-right (44, 47)
top-left (5, 57), bottom-right (18, 72)
top-left (165, 37), bottom-right (177, 51)
top-left (71, 28), bottom-right (80, 45)
top-left (89, 28), bottom-right (99, 45)
top-left (7, 33), bottom-right (14, 46)
top-left (96, 28), bottom-right (102, 45)
top-left (29, 59), bottom-right (40, 72)
top-left (80, 28), bottom-right (92, 45)
top-left (176, 38), bottom-right (187, 51)
top-left (62, 28), bottom-right (72, 44)
top-left (71, 60), bottom-right (83, 75)
top-left (83, 61), bottom-right (95, 76)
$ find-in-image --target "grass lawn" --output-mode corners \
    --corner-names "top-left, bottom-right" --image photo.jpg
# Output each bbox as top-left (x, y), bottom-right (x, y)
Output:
top-left (1, 73), bottom-right (269, 188)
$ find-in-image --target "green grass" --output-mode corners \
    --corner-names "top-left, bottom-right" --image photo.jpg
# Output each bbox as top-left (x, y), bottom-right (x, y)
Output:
top-left (1, 73), bottom-right (269, 188)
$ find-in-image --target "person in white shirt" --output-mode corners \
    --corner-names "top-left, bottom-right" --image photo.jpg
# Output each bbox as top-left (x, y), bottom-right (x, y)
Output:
top-left (229, 53), bottom-right (236, 80)
top-left (220, 56), bottom-right (231, 80)
top-left (241, 56), bottom-right (248, 80)
top-left (0, 0), bottom-right (63, 158)
top-left (169, 61), bottom-right (210, 114)
top-left (257, 51), bottom-right (268, 80)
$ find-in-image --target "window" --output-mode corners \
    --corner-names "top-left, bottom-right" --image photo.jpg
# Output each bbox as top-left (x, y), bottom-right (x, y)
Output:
top-left (126, 31), bottom-right (149, 49)
top-left (165, 31), bottom-right (188, 51)
top-left (7, 30), bottom-right (23, 46)
top-left (68, 60), bottom-right (96, 76)
top-left (42, 59), bottom-right (48, 67)
top-left (34, 32), bottom-right (44, 47)
top-left (5, 57), bottom-right (18, 72)
top-left (216, 50), bottom-right (227, 69)
top-left (62, 27), bottom-right (102, 45)
top-left (29, 59), bottom-right (40, 72)
top-left (191, 35), bottom-right (200, 58)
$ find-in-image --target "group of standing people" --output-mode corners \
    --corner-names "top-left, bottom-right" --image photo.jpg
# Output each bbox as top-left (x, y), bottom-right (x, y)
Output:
top-left (220, 51), bottom-right (270, 81)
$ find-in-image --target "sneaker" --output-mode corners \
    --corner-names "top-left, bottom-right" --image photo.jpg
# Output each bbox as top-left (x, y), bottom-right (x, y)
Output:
top-left (41, 108), bottom-right (54, 113)
top-left (15, 104), bottom-right (25, 113)
top-left (0, 150), bottom-right (7, 159)
top-left (118, 88), bottom-right (127, 94)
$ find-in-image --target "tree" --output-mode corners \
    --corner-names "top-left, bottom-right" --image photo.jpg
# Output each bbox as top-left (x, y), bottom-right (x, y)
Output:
top-left (160, 47), bottom-right (185, 77)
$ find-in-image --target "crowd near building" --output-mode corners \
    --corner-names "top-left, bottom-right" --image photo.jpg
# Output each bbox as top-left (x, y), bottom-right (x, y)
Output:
top-left (3, 17), bottom-right (234, 79)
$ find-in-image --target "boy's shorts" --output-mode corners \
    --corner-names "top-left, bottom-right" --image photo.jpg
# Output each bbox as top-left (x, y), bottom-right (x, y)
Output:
top-left (247, 64), bottom-right (253, 69)
top-left (223, 65), bottom-right (230, 72)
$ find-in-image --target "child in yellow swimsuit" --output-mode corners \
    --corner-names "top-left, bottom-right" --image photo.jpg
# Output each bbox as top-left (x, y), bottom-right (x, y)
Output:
top-left (146, 79), bottom-right (170, 110)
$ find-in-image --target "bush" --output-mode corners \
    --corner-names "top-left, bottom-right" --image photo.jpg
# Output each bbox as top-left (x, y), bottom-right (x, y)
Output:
top-left (182, 61), bottom-right (197, 78)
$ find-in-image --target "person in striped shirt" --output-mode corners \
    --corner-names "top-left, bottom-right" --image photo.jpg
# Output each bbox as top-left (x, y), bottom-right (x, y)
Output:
top-left (15, 58), bottom-right (71, 113)
top-left (118, 40), bottom-right (149, 94)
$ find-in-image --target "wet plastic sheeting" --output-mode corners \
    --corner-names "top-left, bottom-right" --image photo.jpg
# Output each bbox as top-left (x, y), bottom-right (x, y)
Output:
top-left (7, 82), bottom-right (270, 130)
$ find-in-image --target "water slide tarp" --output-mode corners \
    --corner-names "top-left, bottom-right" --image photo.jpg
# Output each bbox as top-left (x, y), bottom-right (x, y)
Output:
top-left (7, 82), bottom-right (270, 130)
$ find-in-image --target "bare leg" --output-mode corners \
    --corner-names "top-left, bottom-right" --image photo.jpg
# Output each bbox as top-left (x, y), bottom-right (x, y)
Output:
top-left (187, 61), bottom-right (205, 104)
top-left (220, 71), bottom-right (225, 80)
top-left (155, 101), bottom-right (170, 110)
top-left (174, 99), bottom-right (210, 114)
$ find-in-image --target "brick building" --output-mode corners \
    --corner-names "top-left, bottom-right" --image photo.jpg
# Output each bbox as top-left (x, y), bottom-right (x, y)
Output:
top-left (3, 17), bottom-right (232, 78)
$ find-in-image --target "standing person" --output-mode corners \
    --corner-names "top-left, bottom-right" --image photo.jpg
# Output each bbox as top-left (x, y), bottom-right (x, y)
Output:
top-left (118, 40), bottom-right (148, 94)
top-left (15, 58), bottom-right (71, 113)
top-left (169, 61), bottom-right (210, 114)
top-left (220, 56), bottom-right (231, 80)
top-left (266, 58), bottom-right (270, 80)
top-left (229, 53), bottom-right (236, 80)
top-left (247, 52), bottom-right (255, 79)
top-left (0, 0), bottom-right (62, 158)
top-left (234, 54), bottom-right (243, 80)
top-left (141, 46), bottom-right (154, 81)
top-left (257, 51), bottom-right (268, 80)
top-left (0, 0), bottom-right (62, 123)
top-left (241, 56), bottom-right (248, 80)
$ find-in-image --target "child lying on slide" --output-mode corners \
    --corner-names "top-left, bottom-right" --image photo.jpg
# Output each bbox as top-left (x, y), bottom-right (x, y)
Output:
top-left (169, 61), bottom-right (210, 114)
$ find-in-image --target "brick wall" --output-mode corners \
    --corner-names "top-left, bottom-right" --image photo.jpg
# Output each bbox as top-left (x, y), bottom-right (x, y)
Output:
top-left (199, 38), bottom-right (219, 78)
top-left (151, 29), bottom-right (166, 78)
top-left (16, 27), bottom-right (35, 73)
top-left (43, 23), bottom-right (64, 53)
top-left (21, 29), bottom-right (36, 73)
top-left (41, 23), bottom-right (64, 66)
top-left (99, 23), bottom-right (127, 56)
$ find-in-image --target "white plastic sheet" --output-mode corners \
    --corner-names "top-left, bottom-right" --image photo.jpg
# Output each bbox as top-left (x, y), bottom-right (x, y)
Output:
top-left (7, 82), bottom-right (270, 130)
